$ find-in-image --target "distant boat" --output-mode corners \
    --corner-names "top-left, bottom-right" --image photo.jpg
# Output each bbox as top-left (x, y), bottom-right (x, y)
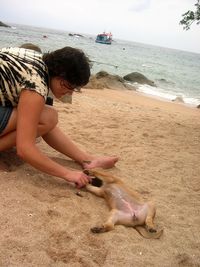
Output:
top-left (95, 32), bottom-right (112, 45)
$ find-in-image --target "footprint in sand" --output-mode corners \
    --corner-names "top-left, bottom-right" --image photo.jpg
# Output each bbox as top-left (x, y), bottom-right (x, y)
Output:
top-left (46, 231), bottom-right (75, 263)
top-left (47, 209), bottom-right (61, 218)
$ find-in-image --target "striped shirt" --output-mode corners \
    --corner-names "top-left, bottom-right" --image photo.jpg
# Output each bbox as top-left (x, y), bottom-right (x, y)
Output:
top-left (0, 47), bottom-right (49, 107)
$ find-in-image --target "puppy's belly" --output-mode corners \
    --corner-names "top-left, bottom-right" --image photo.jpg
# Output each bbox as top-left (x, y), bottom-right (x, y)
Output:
top-left (116, 203), bottom-right (148, 226)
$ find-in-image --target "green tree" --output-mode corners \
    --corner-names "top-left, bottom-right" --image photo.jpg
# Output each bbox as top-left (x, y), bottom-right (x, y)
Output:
top-left (180, 0), bottom-right (200, 30)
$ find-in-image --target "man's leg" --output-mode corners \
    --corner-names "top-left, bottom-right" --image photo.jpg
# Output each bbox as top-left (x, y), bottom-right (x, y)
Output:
top-left (0, 106), bottom-right (118, 169)
top-left (0, 106), bottom-right (58, 151)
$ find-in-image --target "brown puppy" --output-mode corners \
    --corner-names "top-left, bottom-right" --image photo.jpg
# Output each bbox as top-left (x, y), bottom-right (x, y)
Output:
top-left (84, 169), bottom-right (163, 239)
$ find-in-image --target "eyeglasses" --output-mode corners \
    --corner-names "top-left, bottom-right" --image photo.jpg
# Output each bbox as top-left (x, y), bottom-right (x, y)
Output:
top-left (60, 79), bottom-right (77, 91)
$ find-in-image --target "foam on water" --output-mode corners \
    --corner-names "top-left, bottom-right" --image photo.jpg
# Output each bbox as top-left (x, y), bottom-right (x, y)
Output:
top-left (136, 84), bottom-right (200, 107)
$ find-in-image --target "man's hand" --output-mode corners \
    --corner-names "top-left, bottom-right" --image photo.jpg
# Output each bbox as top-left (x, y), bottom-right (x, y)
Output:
top-left (65, 170), bottom-right (91, 188)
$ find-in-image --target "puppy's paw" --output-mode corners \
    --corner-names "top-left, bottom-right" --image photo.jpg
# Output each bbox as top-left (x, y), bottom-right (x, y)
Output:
top-left (90, 226), bottom-right (105, 233)
top-left (149, 228), bottom-right (157, 233)
top-left (146, 225), bottom-right (157, 233)
top-left (147, 226), bottom-right (157, 233)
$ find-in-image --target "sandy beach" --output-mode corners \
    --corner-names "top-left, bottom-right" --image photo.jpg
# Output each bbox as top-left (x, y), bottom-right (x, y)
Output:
top-left (0, 88), bottom-right (200, 267)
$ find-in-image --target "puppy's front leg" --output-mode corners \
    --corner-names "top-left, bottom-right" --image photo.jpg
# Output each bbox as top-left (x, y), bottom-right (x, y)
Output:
top-left (86, 184), bottom-right (104, 197)
top-left (91, 209), bottom-right (119, 233)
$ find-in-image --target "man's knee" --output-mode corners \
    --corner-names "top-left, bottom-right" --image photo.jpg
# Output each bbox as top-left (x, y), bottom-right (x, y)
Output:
top-left (41, 106), bottom-right (58, 130)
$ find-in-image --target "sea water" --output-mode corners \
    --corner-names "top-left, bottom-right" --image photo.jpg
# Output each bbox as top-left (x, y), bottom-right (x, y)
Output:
top-left (0, 23), bottom-right (199, 107)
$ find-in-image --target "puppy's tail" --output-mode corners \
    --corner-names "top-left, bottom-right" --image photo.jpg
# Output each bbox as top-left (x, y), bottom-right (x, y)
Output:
top-left (135, 226), bottom-right (163, 239)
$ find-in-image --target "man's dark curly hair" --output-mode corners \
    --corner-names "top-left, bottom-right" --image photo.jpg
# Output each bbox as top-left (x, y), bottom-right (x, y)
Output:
top-left (43, 46), bottom-right (91, 87)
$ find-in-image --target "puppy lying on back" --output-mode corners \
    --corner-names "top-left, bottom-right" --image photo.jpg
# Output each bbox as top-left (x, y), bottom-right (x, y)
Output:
top-left (84, 169), bottom-right (163, 239)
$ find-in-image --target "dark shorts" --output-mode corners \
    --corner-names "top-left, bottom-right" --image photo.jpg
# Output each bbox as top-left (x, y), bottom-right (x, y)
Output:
top-left (0, 106), bottom-right (13, 134)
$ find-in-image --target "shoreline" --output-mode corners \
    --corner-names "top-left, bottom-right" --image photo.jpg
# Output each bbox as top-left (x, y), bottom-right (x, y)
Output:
top-left (86, 72), bottom-right (200, 109)
top-left (133, 88), bottom-right (199, 109)
top-left (125, 81), bottom-right (200, 108)
top-left (82, 87), bottom-right (200, 115)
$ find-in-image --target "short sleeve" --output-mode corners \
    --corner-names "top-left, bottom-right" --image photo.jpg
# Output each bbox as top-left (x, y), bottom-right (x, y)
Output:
top-left (20, 68), bottom-right (49, 101)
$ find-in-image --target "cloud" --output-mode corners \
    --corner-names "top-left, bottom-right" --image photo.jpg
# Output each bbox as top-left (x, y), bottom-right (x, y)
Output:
top-left (129, 0), bottom-right (151, 12)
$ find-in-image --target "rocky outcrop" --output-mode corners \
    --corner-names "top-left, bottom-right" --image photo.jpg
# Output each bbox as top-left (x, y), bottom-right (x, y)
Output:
top-left (84, 71), bottom-right (136, 90)
top-left (172, 96), bottom-right (184, 103)
top-left (20, 43), bottom-right (42, 53)
top-left (123, 72), bottom-right (156, 87)
top-left (0, 21), bottom-right (11, 28)
top-left (68, 33), bottom-right (84, 37)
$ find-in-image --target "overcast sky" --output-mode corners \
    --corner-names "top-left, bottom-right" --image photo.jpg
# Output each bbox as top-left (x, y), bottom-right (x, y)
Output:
top-left (1, 0), bottom-right (200, 53)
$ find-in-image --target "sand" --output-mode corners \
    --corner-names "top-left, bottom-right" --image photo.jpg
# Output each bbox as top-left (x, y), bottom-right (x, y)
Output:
top-left (0, 88), bottom-right (200, 267)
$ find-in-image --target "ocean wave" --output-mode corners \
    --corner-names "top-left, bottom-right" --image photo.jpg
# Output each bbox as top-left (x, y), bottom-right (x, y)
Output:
top-left (136, 84), bottom-right (200, 107)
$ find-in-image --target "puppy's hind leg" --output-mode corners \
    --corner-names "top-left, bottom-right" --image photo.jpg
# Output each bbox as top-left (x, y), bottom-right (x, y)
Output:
top-left (91, 209), bottom-right (119, 234)
top-left (145, 201), bottom-right (157, 233)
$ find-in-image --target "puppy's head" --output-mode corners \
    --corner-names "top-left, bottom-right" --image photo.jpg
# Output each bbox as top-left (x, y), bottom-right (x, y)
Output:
top-left (83, 169), bottom-right (103, 187)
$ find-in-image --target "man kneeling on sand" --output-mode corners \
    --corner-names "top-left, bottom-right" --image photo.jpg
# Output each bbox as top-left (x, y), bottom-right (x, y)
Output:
top-left (0, 45), bottom-right (118, 187)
